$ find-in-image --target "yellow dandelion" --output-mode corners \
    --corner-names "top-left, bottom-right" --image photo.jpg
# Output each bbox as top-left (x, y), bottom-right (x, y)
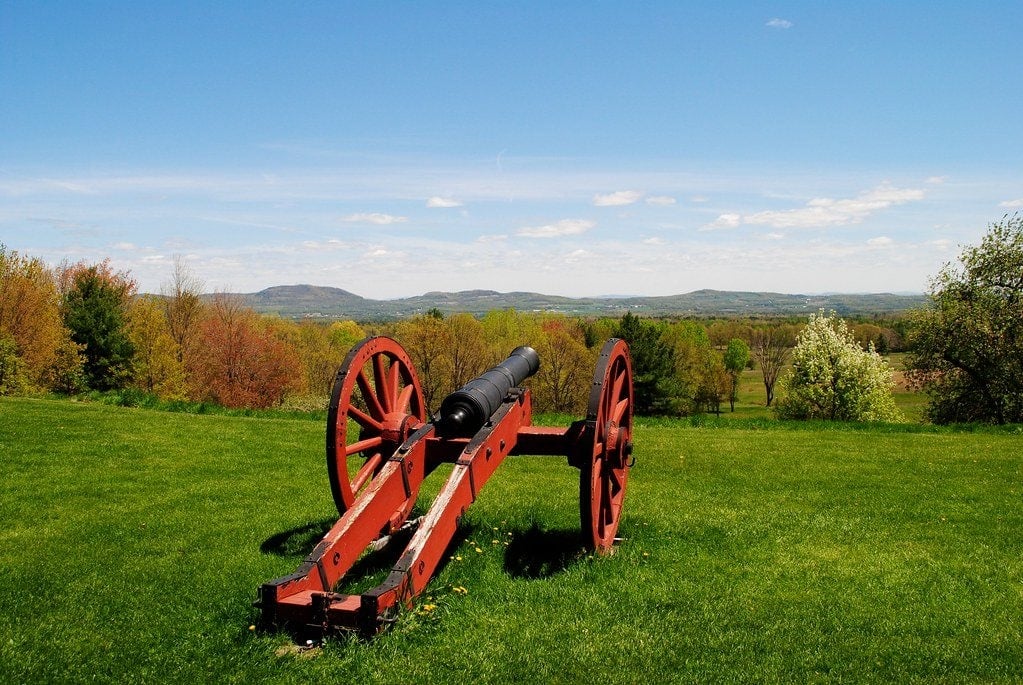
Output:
top-left (475, 546), bottom-right (483, 553)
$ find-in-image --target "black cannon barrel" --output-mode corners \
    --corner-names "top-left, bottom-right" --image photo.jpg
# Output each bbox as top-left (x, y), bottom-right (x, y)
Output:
top-left (438, 346), bottom-right (540, 437)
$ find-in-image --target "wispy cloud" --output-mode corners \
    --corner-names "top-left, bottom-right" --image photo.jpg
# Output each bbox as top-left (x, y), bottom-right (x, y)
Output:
top-left (766, 18), bottom-right (793, 29)
top-left (593, 190), bottom-right (643, 207)
top-left (645, 195), bottom-right (677, 206)
top-left (426, 196), bottom-right (463, 208)
top-left (706, 184), bottom-right (925, 230)
top-left (999, 198), bottom-right (1023, 208)
top-left (867, 236), bottom-right (894, 246)
top-left (517, 219), bottom-right (595, 238)
top-left (341, 212), bottom-right (408, 225)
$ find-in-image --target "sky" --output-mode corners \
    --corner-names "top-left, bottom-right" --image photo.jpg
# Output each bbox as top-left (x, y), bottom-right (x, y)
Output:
top-left (2, 2), bottom-right (1022, 299)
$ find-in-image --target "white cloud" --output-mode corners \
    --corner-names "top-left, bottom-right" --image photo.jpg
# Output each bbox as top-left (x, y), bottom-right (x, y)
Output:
top-left (112, 242), bottom-right (136, 250)
top-left (867, 236), bottom-right (894, 246)
top-left (741, 184), bottom-right (925, 229)
top-left (703, 213), bottom-right (742, 231)
top-left (341, 212), bottom-right (408, 225)
top-left (593, 190), bottom-right (643, 207)
top-left (999, 198), bottom-right (1023, 208)
top-left (476, 234), bottom-right (508, 242)
top-left (645, 195), bottom-right (677, 206)
top-left (766, 18), bottom-right (793, 29)
top-left (643, 237), bottom-right (666, 245)
top-left (764, 232), bottom-right (785, 241)
top-left (517, 219), bottom-right (595, 238)
top-left (926, 176), bottom-right (947, 185)
top-left (426, 196), bottom-right (463, 208)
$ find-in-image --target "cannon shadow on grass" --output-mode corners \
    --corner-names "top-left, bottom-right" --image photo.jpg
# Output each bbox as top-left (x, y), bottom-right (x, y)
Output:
top-left (503, 524), bottom-right (587, 579)
top-left (258, 513), bottom-right (475, 595)
top-left (260, 518), bottom-right (336, 557)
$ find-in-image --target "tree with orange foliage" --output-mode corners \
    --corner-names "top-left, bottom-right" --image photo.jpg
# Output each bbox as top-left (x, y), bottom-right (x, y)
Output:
top-left (533, 315), bottom-right (596, 414)
top-left (188, 294), bottom-right (301, 408)
top-left (0, 244), bottom-right (67, 390)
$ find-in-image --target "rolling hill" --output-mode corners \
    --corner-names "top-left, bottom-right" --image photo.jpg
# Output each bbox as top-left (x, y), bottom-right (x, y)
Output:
top-left (219, 285), bottom-right (927, 320)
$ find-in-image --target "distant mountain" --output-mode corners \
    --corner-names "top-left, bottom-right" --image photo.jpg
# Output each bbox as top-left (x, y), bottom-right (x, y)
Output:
top-left (223, 285), bottom-right (927, 320)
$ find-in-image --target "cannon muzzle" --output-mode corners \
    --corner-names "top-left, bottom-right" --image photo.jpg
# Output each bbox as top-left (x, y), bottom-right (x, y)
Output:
top-left (438, 346), bottom-right (540, 437)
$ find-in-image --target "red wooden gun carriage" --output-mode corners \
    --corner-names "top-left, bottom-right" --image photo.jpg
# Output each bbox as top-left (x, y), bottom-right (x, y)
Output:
top-left (257, 335), bottom-right (634, 636)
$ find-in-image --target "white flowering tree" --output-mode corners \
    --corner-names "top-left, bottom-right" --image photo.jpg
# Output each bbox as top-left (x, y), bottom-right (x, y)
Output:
top-left (775, 311), bottom-right (902, 423)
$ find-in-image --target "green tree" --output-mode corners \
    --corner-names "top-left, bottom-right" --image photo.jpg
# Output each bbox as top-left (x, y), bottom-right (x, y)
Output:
top-left (615, 313), bottom-right (682, 415)
top-left (775, 311), bottom-right (901, 423)
top-left (0, 333), bottom-right (25, 395)
top-left (59, 261), bottom-right (137, 391)
top-left (907, 214), bottom-right (1023, 424)
top-left (723, 337), bottom-right (751, 412)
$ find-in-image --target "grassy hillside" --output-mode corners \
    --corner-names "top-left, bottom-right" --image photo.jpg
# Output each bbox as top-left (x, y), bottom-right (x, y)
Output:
top-left (1, 398), bottom-right (1020, 682)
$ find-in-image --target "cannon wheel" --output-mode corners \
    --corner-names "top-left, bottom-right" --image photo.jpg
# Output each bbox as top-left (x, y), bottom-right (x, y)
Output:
top-left (580, 338), bottom-right (634, 554)
top-left (327, 337), bottom-right (426, 531)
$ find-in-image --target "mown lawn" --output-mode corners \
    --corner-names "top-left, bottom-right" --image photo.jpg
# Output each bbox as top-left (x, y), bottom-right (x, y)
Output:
top-left (1, 397), bottom-right (1021, 683)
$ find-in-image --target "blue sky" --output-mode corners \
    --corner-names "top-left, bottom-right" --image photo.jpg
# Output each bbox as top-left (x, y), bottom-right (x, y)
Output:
top-left (2, 2), bottom-right (1022, 298)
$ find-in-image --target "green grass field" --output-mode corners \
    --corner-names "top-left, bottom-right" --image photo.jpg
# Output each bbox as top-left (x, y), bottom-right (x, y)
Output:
top-left (2, 397), bottom-right (1021, 683)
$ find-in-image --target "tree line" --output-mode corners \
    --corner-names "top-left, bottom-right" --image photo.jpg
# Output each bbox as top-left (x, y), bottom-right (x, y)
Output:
top-left (4, 214), bottom-right (1021, 424)
top-left (0, 246), bottom-right (806, 415)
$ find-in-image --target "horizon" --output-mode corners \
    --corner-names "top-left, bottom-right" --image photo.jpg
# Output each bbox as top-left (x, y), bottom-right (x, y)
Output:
top-left (2, 4), bottom-right (1021, 298)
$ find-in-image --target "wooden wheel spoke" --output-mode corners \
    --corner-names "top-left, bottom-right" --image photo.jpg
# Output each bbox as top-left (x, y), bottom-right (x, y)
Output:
top-left (351, 452), bottom-right (384, 493)
top-left (349, 404), bottom-right (383, 432)
top-left (346, 435), bottom-right (383, 457)
top-left (385, 361), bottom-right (401, 412)
top-left (396, 384), bottom-right (415, 415)
top-left (611, 367), bottom-right (626, 408)
top-left (612, 396), bottom-right (630, 425)
top-left (357, 369), bottom-right (387, 419)
top-left (373, 354), bottom-right (391, 413)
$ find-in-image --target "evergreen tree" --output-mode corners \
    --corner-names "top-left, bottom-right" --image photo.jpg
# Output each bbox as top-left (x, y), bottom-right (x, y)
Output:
top-left (614, 312), bottom-right (680, 415)
top-left (60, 263), bottom-right (136, 391)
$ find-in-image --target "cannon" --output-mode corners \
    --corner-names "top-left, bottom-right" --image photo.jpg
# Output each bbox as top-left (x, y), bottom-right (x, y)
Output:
top-left (257, 335), bottom-right (633, 636)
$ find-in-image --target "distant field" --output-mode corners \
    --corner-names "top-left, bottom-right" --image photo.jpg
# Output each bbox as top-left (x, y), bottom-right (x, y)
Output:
top-left (1, 397), bottom-right (1020, 683)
